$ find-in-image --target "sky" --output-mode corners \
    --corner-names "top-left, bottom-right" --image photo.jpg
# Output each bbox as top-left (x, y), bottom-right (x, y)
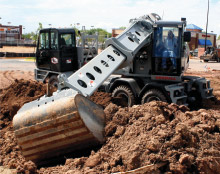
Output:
top-left (0, 0), bottom-right (220, 36)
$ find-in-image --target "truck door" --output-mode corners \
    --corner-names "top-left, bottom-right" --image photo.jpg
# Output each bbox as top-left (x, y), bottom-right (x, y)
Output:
top-left (49, 30), bottom-right (60, 71)
top-left (59, 32), bottom-right (78, 72)
top-left (36, 31), bottom-right (50, 70)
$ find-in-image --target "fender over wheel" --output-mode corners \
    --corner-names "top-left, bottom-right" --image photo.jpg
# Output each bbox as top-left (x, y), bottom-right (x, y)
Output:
top-left (112, 85), bottom-right (135, 107)
top-left (141, 89), bottom-right (167, 104)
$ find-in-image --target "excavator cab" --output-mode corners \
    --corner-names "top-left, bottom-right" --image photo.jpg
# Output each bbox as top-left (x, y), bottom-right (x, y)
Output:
top-left (152, 21), bottom-right (191, 77)
top-left (36, 28), bottom-right (78, 72)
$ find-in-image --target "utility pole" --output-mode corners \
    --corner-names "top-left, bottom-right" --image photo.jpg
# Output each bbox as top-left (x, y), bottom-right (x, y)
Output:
top-left (0, 17), bottom-right (1, 44)
top-left (205, 0), bottom-right (209, 52)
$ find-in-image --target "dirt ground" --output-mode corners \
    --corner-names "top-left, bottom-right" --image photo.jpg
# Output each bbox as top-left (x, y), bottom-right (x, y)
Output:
top-left (0, 69), bottom-right (220, 174)
top-left (0, 46), bottom-right (36, 53)
top-left (0, 71), bottom-right (34, 89)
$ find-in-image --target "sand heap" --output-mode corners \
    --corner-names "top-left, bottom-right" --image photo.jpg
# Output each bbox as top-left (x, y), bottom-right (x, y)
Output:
top-left (0, 79), bottom-right (47, 130)
top-left (39, 102), bottom-right (220, 174)
top-left (0, 79), bottom-right (47, 173)
top-left (0, 79), bottom-right (220, 174)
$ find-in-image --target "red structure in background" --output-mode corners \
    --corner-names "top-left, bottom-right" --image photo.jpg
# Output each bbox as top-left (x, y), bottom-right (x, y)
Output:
top-left (0, 24), bottom-right (23, 44)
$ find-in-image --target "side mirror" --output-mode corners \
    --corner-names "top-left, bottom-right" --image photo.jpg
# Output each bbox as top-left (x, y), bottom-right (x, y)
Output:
top-left (184, 31), bottom-right (191, 42)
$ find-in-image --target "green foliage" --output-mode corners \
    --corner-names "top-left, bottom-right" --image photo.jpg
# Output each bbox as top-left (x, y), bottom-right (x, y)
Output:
top-left (119, 26), bottom-right (126, 29)
top-left (218, 35), bottom-right (220, 40)
top-left (22, 23), bottom-right (43, 44)
top-left (22, 32), bottom-right (35, 40)
top-left (23, 24), bottom-right (112, 45)
top-left (85, 28), bottom-right (112, 43)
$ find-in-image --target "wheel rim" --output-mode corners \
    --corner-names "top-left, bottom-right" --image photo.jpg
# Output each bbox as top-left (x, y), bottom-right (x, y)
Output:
top-left (50, 80), bottom-right (58, 88)
top-left (145, 96), bottom-right (161, 102)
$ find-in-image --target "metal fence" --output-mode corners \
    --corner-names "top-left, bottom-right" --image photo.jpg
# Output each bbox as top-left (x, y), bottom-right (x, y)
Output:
top-left (0, 38), bottom-right (36, 47)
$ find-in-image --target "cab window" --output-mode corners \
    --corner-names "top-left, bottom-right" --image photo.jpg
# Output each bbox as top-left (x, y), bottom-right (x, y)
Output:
top-left (153, 27), bottom-right (181, 75)
top-left (51, 31), bottom-right (58, 50)
top-left (60, 34), bottom-right (75, 47)
top-left (153, 27), bottom-right (180, 58)
top-left (39, 32), bottom-right (49, 49)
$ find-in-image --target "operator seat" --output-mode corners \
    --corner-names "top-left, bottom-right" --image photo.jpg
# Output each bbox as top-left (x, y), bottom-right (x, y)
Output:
top-left (60, 38), bottom-right (66, 46)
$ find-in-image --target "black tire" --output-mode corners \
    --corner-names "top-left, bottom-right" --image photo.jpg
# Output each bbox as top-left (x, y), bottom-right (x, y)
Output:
top-left (49, 75), bottom-right (59, 88)
top-left (47, 75), bottom-right (59, 96)
top-left (204, 60), bottom-right (209, 62)
top-left (141, 89), bottom-right (167, 104)
top-left (112, 85), bottom-right (135, 107)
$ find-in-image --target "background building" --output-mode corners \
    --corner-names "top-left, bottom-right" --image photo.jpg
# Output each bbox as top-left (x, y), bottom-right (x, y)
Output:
top-left (216, 39), bottom-right (220, 49)
top-left (112, 28), bottom-right (124, 37)
top-left (186, 24), bottom-right (217, 51)
top-left (0, 24), bottom-right (23, 45)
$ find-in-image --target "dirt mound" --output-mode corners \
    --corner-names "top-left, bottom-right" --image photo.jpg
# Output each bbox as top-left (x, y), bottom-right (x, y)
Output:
top-left (38, 102), bottom-right (220, 174)
top-left (0, 80), bottom-right (113, 173)
top-left (1, 79), bottom-right (220, 174)
top-left (90, 91), bottom-right (112, 107)
top-left (0, 79), bottom-right (46, 173)
top-left (0, 79), bottom-right (47, 130)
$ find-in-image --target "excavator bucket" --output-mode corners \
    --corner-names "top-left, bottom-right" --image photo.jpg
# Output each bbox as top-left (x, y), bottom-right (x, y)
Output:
top-left (13, 89), bottom-right (105, 165)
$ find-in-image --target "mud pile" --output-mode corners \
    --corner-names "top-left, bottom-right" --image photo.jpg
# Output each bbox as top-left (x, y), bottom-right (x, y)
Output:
top-left (39, 102), bottom-right (220, 174)
top-left (0, 79), bottom-right (47, 173)
top-left (90, 91), bottom-right (112, 107)
top-left (0, 79), bottom-right (113, 173)
top-left (0, 79), bottom-right (47, 130)
top-left (1, 79), bottom-right (220, 174)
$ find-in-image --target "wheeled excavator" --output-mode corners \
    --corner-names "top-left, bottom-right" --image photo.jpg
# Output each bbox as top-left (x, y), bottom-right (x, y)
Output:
top-left (13, 13), bottom-right (213, 165)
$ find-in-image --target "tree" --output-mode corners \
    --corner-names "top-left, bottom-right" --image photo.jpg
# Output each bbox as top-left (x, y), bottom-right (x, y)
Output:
top-left (22, 23), bottom-right (43, 44)
top-left (85, 28), bottom-right (111, 43)
top-left (218, 35), bottom-right (220, 40)
top-left (119, 26), bottom-right (126, 30)
top-left (32, 23), bottom-right (43, 43)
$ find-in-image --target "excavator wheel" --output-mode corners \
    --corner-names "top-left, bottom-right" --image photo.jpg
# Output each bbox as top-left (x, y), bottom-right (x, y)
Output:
top-left (141, 89), bottom-right (167, 104)
top-left (112, 85), bottom-right (135, 107)
top-left (46, 75), bottom-right (59, 96)
top-left (49, 75), bottom-right (59, 88)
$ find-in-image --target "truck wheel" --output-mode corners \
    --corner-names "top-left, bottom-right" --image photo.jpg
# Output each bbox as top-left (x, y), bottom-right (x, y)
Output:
top-left (49, 75), bottom-right (59, 88)
top-left (141, 89), bottom-right (167, 104)
top-left (47, 75), bottom-right (59, 96)
top-left (112, 85), bottom-right (135, 107)
top-left (204, 60), bottom-right (209, 62)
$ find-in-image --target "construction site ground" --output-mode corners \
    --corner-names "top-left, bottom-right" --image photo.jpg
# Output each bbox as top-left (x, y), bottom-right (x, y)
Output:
top-left (0, 59), bottom-right (220, 173)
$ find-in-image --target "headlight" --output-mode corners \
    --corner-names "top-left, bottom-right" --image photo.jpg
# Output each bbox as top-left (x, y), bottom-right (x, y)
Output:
top-left (174, 90), bottom-right (180, 97)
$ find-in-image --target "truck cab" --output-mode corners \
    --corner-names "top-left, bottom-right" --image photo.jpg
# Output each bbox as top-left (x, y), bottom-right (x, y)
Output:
top-left (36, 28), bottom-right (78, 72)
top-left (152, 21), bottom-right (190, 79)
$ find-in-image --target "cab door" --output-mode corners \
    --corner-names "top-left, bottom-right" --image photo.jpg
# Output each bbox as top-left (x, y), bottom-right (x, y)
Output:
top-left (36, 31), bottom-right (50, 70)
top-left (49, 30), bottom-right (60, 71)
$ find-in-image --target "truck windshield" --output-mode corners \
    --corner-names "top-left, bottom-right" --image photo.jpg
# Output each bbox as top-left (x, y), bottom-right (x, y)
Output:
top-left (153, 27), bottom-right (181, 75)
top-left (60, 34), bottom-right (75, 48)
top-left (153, 27), bottom-right (180, 58)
